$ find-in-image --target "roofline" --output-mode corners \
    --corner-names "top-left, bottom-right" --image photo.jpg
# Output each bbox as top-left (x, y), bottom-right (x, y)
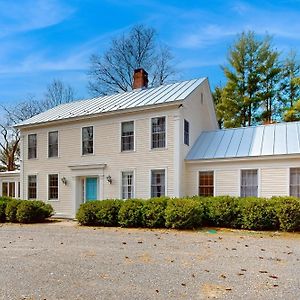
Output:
top-left (185, 153), bottom-right (300, 164)
top-left (15, 100), bottom-right (183, 130)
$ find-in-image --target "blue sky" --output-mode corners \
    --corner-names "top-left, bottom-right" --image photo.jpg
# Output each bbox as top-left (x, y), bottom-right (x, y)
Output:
top-left (1, 0), bottom-right (300, 104)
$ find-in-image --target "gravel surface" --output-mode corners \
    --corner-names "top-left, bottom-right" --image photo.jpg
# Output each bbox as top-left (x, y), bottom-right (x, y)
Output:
top-left (0, 221), bottom-right (299, 300)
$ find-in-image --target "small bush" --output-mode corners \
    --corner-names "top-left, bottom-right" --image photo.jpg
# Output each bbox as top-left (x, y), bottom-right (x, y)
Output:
top-left (241, 198), bottom-right (279, 230)
top-left (5, 199), bottom-right (22, 222)
top-left (165, 198), bottom-right (204, 229)
top-left (95, 199), bottom-right (123, 226)
top-left (204, 196), bottom-right (242, 228)
top-left (16, 200), bottom-right (54, 223)
top-left (273, 197), bottom-right (300, 232)
top-left (0, 201), bottom-right (6, 223)
top-left (76, 201), bottom-right (101, 226)
top-left (142, 197), bottom-right (168, 228)
top-left (118, 199), bottom-right (144, 227)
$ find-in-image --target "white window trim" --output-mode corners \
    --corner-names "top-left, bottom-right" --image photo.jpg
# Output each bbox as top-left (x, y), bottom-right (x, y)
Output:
top-left (120, 120), bottom-right (136, 152)
top-left (47, 173), bottom-right (60, 202)
top-left (239, 168), bottom-right (260, 197)
top-left (47, 130), bottom-right (59, 159)
top-left (197, 170), bottom-right (215, 197)
top-left (27, 173), bottom-right (39, 200)
top-left (149, 115), bottom-right (168, 150)
top-left (149, 168), bottom-right (167, 198)
top-left (120, 169), bottom-right (136, 199)
top-left (81, 125), bottom-right (95, 156)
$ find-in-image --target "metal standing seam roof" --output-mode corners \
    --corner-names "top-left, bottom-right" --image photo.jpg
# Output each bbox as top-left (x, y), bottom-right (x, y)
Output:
top-left (16, 78), bottom-right (206, 127)
top-left (186, 121), bottom-right (300, 160)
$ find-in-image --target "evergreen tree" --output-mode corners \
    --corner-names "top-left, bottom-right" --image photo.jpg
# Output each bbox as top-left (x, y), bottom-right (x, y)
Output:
top-left (217, 32), bottom-right (281, 127)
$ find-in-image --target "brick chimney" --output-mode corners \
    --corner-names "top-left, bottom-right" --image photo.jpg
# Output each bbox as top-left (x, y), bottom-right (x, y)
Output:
top-left (133, 68), bottom-right (148, 89)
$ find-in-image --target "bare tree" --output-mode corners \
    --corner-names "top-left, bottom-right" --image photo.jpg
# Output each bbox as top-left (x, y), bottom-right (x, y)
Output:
top-left (88, 24), bottom-right (176, 96)
top-left (0, 79), bottom-right (75, 171)
top-left (43, 79), bottom-right (75, 110)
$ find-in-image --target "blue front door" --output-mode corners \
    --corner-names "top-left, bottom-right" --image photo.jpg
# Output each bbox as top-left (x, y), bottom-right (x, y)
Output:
top-left (86, 177), bottom-right (98, 201)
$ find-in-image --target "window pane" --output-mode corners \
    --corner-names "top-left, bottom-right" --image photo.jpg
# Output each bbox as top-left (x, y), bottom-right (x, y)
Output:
top-left (151, 170), bottom-right (165, 197)
top-left (290, 168), bottom-right (300, 197)
top-left (184, 119), bottom-right (189, 146)
top-left (121, 121), bottom-right (134, 151)
top-left (152, 117), bottom-right (166, 148)
top-left (49, 174), bottom-right (58, 200)
top-left (28, 175), bottom-right (37, 199)
top-left (82, 127), bottom-right (93, 155)
top-left (199, 171), bottom-right (214, 197)
top-left (241, 170), bottom-right (258, 197)
top-left (28, 134), bottom-right (37, 159)
top-left (122, 171), bottom-right (134, 199)
top-left (9, 182), bottom-right (15, 198)
top-left (48, 131), bottom-right (58, 157)
top-left (2, 182), bottom-right (8, 197)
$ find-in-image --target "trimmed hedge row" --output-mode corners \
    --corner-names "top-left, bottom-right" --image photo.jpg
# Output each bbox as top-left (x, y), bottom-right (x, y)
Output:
top-left (0, 197), bottom-right (54, 223)
top-left (76, 196), bottom-right (300, 232)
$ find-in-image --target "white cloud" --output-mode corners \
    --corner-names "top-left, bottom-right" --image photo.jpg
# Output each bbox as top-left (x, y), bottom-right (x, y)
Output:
top-left (0, 0), bottom-right (74, 38)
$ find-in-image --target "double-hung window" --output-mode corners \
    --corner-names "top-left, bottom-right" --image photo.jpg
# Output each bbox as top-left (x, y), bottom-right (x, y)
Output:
top-left (28, 175), bottom-right (37, 199)
top-left (151, 170), bottom-right (165, 197)
top-left (122, 171), bottom-right (134, 199)
top-left (184, 119), bottom-right (189, 146)
top-left (199, 171), bottom-right (214, 196)
top-left (151, 117), bottom-right (166, 149)
top-left (121, 121), bottom-right (134, 151)
top-left (48, 131), bottom-right (58, 158)
top-left (290, 168), bottom-right (300, 197)
top-left (241, 169), bottom-right (258, 197)
top-left (82, 126), bottom-right (93, 155)
top-left (28, 134), bottom-right (37, 159)
top-left (48, 174), bottom-right (58, 200)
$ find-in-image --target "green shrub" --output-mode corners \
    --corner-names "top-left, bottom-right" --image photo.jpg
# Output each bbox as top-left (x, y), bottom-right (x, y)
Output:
top-left (16, 200), bottom-right (54, 223)
top-left (95, 199), bottom-right (123, 226)
top-left (5, 199), bottom-right (22, 222)
top-left (203, 196), bottom-right (242, 228)
top-left (76, 201), bottom-right (101, 226)
top-left (142, 197), bottom-right (168, 228)
top-left (165, 198), bottom-right (204, 229)
top-left (118, 199), bottom-right (144, 227)
top-left (273, 197), bottom-right (300, 231)
top-left (0, 196), bottom-right (13, 202)
top-left (0, 201), bottom-right (6, 223)
top-left (241, 198), bottom-right (279, 230)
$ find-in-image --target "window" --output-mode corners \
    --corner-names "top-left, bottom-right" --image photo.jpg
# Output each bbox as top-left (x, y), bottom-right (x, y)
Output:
top-left (290, 168), bottom-right (300, 197)
top-left (48, 131), bottom-right (58, 158)
top-left (151, 170), bottom-right (165, 197)
top-left (184, 119), bottom-right (190, 146)
top-left (28, 175), bottom-right (37, 199)
top-left (241, 169), bottom-right (258, 197)
top-left (28, 134), bottom-right (37, 159)
top-left (2, 182), bottom-right (8, 197)
top-left (82, 126), bottom-right (93, 155)
top-left (151, 117), bottom-right (166, 148)
top-left (9, 182), bottom-right (15, 198)
top-left (18, 182), bottom-right (20, 198)
top-left (122, 171), bottom-right (134, 199)
top-left (48, 174), bottom-right (58, 200)
top-left (199, 171), bottom-right (214, 196)
top-left (121, 121), bottom-right (134, 151)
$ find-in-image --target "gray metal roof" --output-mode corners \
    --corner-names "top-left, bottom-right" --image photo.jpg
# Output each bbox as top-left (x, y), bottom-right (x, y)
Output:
top-left (16, 78), bottom-right (206, 127)
top-left (186, 121), bottom-right (300, 161)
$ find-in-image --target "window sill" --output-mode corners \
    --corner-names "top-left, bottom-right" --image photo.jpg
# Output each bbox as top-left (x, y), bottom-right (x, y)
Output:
top-left (48, 199), bottom-right (59, 202)
top-left (81, 153), bottom-right (95, 157)
top-left (150, 147), bottom-right (168, 152)
top-left (120, 150), bottom-right (136, 153)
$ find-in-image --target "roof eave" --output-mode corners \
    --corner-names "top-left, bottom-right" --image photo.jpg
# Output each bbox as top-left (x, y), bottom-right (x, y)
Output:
top-left (185, 153), bottom-right (300, 163)
top-left (15, 100), bottom-right (183, 130)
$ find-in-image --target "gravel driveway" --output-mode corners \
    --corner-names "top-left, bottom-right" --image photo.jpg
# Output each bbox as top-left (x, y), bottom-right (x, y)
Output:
top-left (0, 221), bottom-right (299, 300)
